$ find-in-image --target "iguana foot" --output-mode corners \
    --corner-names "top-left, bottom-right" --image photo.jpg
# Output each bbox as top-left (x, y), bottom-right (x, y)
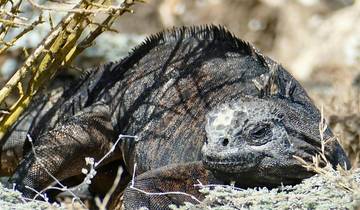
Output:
top-left (120, 161), bottom-right (219, 210)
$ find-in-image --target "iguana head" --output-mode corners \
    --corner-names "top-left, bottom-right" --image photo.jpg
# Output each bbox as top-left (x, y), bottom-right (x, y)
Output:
top-left (201, 96), bottom-right (350, 187)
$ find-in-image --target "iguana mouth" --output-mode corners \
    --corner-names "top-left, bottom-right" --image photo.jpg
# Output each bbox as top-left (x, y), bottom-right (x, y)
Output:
top-left (204, 158), bottom-right (313, 187)
top-left (203, 160), bottom-right (247, 166)
top-left (202, 157), bottom-right (259, 171)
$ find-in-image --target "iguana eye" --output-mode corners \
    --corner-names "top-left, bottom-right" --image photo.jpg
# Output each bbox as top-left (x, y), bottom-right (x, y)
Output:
top-left (250, 124), bottom-right (271, 139)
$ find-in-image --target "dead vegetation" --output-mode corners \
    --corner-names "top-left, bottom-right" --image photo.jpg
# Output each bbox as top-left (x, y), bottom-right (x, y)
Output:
top-left (0, 0), bottom-right (143, 141)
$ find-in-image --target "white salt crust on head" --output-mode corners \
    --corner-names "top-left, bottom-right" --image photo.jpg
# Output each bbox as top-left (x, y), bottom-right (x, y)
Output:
top-left (205, 102), bottom-right (247, 141)
top-left (205, 98), bottom-right (278, 142)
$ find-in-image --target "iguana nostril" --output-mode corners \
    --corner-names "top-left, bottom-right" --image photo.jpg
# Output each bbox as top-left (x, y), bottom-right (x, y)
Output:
top-left (221, 138), bottom-right (229, 146)
top-left (206, 156), bottom-right (215, 162)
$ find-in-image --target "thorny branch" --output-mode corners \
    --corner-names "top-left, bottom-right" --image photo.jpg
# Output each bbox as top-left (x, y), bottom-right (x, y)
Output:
top-left (0, 13), bottom-right (44, 55)
top-left (0, 0), bottom-right (143, 140)
top-left (27, 0), bottom-right (146, 14)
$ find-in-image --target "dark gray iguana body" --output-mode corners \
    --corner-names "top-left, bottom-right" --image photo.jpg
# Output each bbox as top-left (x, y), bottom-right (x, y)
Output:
top-left (0, 75), bottom-right (74, 176)
top-left (5, 26), bottom-right (350, 209)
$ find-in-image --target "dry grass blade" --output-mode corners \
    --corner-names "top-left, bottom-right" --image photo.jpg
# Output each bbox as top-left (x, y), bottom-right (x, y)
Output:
top-left (294, 108), bottom-right (360, 194)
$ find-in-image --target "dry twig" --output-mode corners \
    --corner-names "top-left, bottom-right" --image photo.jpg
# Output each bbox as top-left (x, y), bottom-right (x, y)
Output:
top-left (129, 163), bottom-right (202, 204)
top-left (294, 107), bottom-right (360, 193)
top-left (0, 0), bottom-right (143, 140)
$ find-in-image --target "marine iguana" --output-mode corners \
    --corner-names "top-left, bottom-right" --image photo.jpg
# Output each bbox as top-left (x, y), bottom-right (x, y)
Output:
top-left (5, 25), bottom-right (350, 209)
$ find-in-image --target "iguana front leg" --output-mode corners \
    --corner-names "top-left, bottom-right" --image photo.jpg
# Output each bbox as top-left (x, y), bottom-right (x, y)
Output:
top-left (10, 103), bottom-right (121, 198)
top-left (120, 161), bottom-right (220, 210)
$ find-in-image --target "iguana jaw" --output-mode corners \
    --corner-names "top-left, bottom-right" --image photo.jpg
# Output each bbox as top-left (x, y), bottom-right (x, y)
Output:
top-left (201, 144), bottom-right (263, 171)
top-left (201, 147), bottom-right (315, 187)
top-left (207, 165), bottom-right (314, 188)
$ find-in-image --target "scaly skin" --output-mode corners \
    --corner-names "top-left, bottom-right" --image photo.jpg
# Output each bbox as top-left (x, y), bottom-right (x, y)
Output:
top-left (0, 75), bottom-right (74, 176)
top-left (7, 26), bottom-right (349, 209)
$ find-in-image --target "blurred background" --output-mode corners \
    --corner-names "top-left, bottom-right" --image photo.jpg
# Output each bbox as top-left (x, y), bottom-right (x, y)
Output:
top-left (1, 0), bottom-right (360, 165)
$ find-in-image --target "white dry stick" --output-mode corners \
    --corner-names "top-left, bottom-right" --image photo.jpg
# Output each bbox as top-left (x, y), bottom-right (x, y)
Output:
top-left (194, 179), bottom-right (244, 192)
top-left (88, 134), bottom-right (137, 209)
top-left (22, 133), bottom-right (138, 209)
top-left (129, 163), bottom-right (202, 204)
top-left (27, 0), bottom-right (138, 14)
top-left (0, 110), bottom-right (10, 114)
top-left (0, 9), bottom-right (28, 21)
top-left (95, 166), bottom-right (124, 210)
top-left (25, 134), bottom-right (88, 209)
top-left (82, 134), bottom-right (137, 186)
top-left (95, 134), bottom-right (138, 168)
